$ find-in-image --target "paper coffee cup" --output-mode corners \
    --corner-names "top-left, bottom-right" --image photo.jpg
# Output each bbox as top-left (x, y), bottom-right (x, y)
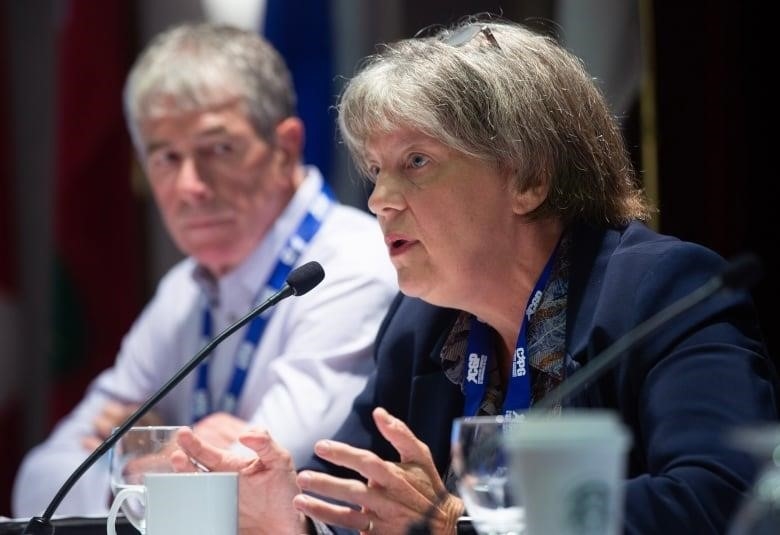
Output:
top-left (505, 410), bottom-right (631, 535)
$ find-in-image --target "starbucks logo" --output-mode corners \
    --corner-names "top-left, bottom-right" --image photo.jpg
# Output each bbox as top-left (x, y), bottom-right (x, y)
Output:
top-left (564, 480), bottom-right (610, 534)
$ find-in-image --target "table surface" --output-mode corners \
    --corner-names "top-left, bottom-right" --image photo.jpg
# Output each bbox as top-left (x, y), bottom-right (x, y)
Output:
top-left (0, 516), bottom-right (138, 534)
top-left (1, 516), bottom-right (479, 534)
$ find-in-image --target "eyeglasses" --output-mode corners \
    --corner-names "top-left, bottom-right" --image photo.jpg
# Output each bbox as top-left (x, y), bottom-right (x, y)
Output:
top-left (442, 24), bottom-right (501, 50)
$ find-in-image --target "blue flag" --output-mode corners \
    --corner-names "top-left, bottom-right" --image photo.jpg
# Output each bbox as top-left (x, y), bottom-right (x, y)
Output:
top-left (263, 0), bottom-right (334, 180)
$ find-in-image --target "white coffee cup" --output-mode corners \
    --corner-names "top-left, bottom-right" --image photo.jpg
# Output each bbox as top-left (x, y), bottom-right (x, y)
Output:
top-left (107, 472), bottom-right (238, 535)
top-left (505, 410), bottom-right (631, 535)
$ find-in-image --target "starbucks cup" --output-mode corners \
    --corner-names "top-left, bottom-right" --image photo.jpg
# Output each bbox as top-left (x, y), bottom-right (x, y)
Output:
top-left (505, 410), bottom-right (631, 535)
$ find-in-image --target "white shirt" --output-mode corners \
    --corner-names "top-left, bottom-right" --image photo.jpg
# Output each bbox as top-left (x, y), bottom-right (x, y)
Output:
top-left (13, 167), bottom-right (397, 516)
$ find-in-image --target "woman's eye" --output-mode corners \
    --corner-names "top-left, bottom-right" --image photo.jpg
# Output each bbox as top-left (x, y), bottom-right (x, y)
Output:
top-left (367, 164), bottom-right (380, 179)
top-left (408, 154), bottom-right (429, 169)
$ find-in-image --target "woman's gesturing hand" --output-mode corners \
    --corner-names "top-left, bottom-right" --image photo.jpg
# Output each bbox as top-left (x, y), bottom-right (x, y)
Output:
top-left (172, 427), bottom-right (309, 535)
top-left (293, 407), bottom-right (463, 534)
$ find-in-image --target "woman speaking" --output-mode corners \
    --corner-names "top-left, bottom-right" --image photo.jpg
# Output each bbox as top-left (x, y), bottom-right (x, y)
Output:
top-left (173, 17), bottom-right (778, 534)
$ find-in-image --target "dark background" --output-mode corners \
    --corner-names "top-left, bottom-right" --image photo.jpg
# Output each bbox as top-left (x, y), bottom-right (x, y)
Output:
top-left (651, 3), bottom-right (775, 359)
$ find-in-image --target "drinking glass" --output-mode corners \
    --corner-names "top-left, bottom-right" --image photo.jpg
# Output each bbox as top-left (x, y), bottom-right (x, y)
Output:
top-left (451, 415), bottom-right (525, 535)
top-left (728, 424), bottom-right (780, 534)
top-left (108, 426), bottom-right (187, 532)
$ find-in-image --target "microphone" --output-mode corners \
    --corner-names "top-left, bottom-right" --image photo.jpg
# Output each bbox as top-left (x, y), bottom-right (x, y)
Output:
top-left (23, 261), bottom-right (325, 535)
top-left (533, 253), bottom-right (763, 411)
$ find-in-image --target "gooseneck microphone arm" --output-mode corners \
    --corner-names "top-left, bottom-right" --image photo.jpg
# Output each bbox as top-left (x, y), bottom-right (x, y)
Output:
top-left (533, 253), bottom-right (763, 412)
top-left (23, 261), bottom-right (325, 535)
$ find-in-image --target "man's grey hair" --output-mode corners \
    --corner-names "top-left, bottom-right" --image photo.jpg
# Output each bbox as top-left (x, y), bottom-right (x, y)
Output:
top-left (124, 22), bottom-right (296, 153)
top-left (338, 18), bottom-right (651, 226)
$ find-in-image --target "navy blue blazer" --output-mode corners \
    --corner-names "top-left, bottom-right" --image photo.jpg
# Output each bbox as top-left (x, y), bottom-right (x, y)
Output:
top-left (307, 222), bottom-right (779, 534)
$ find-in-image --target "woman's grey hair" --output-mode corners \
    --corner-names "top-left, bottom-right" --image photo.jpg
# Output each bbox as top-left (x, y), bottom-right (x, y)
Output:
top-left (123, 22), bottom-right (296, 153)
top-left (338, 19), bottom-right (651, 226)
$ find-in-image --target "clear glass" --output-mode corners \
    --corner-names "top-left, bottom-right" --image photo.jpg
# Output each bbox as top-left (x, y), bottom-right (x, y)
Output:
top-left (108, 426), bottom-right (187, 531)
top-left (451, 415), bottom-right (525, 535)
top-left (728, 425), bottom-right (780, 534)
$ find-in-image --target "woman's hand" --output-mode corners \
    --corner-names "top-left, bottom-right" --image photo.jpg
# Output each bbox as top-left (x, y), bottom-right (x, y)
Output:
top-left (172, 427), bottom-right (310, 535)
top-left (293, 407), bottom-right (463, 534)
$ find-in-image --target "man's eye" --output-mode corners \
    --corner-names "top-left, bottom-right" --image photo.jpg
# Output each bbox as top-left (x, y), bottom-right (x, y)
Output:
top-left (212, 142), bottom-right (234, 156)
top-left (149, 151), bottom-right (180, 169)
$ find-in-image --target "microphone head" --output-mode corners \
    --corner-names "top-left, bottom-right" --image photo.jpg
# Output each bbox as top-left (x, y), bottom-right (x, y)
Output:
top-left (287, 261), bottom-right (325, 296)
top-left (722, 253), bottom-right (763, 290)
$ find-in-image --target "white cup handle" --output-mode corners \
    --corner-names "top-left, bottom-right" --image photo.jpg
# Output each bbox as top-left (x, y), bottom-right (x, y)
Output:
top-left (107, 485), bottom-right (146, 535)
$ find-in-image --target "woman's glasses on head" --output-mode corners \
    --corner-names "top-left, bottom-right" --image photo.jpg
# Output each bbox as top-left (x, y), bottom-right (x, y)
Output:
top-left (442, 24), bottom-right (501, 50)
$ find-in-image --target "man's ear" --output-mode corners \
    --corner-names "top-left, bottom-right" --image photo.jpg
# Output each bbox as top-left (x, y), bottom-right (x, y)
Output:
top-left (511, 175), bottom-right (550, 216)
top-left (273, 117), bottom-right (305, 173)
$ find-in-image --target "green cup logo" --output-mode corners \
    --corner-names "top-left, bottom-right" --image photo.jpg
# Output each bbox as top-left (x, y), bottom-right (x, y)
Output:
top-left (565, 480), bottom-right (610, 534)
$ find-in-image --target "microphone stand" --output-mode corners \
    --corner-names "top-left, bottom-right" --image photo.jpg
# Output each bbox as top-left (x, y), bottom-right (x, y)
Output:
top-left (24, 262), bottom-right (324, 534)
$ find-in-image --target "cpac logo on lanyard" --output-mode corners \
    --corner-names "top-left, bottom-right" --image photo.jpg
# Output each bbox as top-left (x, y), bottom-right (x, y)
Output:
top-left (461, 238), bottom-right (561, 417)
top-left (525, 289), bottom-right (543, 320)
top-left (466, 352), bottom-right (488, 384)
top-left (513, 347), bottom-right (527, 377)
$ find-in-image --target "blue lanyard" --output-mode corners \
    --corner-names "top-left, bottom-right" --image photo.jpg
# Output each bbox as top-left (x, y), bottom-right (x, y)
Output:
top-left (462, 245), bottom-right (559, 417)
top-left (192, 183), bottom-right (334, 422)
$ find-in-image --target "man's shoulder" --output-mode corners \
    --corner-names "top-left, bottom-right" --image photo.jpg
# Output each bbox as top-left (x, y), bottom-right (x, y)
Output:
top-left (325, 203), bottom-right (380, 233)
top-left (152, 256), bottom-right (199, 297)
top-left (306, 204), bottom-right (395, 283)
